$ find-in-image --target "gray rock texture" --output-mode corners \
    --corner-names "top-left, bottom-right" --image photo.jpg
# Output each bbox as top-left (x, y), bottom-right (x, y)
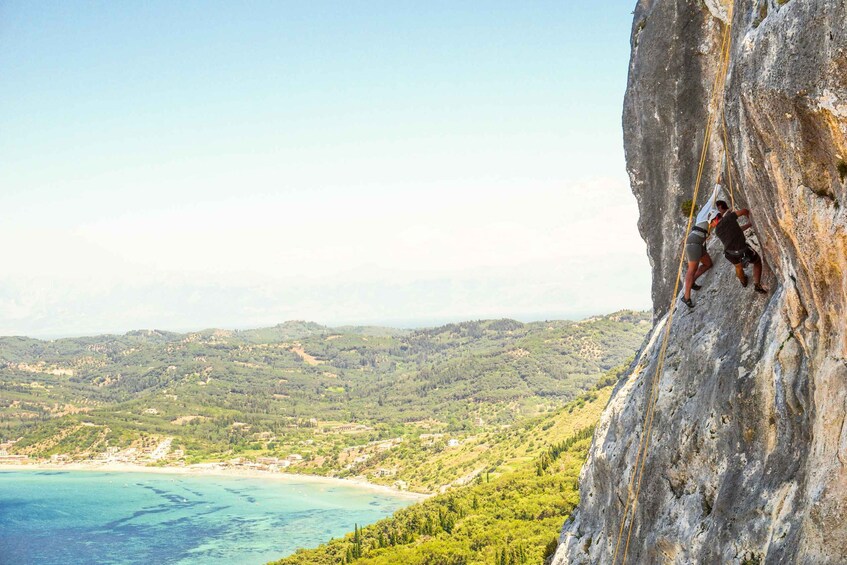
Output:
top-left (554, 1), bottom-right (847, 563)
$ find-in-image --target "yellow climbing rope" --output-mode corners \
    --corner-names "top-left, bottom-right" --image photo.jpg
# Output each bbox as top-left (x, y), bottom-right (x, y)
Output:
top-left (721, 112), bottom-right (737, 209)
top-left (609, 4), bottom-right (736, 564)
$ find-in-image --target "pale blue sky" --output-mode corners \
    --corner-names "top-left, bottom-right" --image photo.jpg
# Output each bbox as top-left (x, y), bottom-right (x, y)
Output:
top-left (0, 1), bottom-right (650, 337)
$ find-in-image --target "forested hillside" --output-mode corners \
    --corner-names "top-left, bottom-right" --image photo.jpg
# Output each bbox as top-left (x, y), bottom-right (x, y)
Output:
top-left (0, 312), bottom-right (648, 492)
top-left (272, 386), bottom-right (613, 565)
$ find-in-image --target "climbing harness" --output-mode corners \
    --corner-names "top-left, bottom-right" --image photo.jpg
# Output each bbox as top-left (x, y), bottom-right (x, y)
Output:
top-left (609, 4), bottom-right (736, 564)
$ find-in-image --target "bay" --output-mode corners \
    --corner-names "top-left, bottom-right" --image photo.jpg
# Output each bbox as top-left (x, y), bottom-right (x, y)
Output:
top-left (0, 470), bottom-right (416, 565)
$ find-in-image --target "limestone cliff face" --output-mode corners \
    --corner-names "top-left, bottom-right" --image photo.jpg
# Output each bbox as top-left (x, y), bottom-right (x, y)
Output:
top-left (554, 1), bottom-right (847, 563)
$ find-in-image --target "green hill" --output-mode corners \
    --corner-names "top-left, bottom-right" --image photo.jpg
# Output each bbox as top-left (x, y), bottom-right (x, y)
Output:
top-left (0, 311), bottom-right (648, 493)
top-left (272, 385), bottom-right (614, 565)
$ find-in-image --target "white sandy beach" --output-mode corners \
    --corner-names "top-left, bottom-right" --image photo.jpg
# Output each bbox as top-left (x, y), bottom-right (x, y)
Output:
top-left (0, 461), bottom-right (429, 501)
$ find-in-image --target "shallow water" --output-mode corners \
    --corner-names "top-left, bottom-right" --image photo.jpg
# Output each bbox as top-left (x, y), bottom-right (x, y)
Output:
top-left (0, 470), bottom-right (413, 565)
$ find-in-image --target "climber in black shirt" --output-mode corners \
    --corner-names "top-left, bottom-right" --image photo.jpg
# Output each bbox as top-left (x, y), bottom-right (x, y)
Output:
top-left (710, 200), bottom-right (767, 294)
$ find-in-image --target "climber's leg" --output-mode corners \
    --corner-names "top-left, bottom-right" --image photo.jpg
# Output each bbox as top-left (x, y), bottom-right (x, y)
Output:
top-left (724, 249), bottom-right (747, 287)
top-left (742, 245), bottom-right (768, 294)
top-left (683, 261), bottom-right (698, 301)
top-left (694, 253), bottom-right (712, 281)
top-left (735, 263), bottom-right (747, 287)
top-left (683, 241), bottom-right (707, 301)
top-left (753, 257), bottom-right (767, 294)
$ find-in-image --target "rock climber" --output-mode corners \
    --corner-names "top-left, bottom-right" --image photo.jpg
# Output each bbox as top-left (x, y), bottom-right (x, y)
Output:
top-left (680, 179), bottom-right (723, 308)
top-left (710, 200), bottom-right (768, 295)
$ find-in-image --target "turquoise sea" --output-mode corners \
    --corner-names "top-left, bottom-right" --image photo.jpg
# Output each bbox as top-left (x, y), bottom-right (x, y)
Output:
top-left (0, 470), bottom-right (415, 565)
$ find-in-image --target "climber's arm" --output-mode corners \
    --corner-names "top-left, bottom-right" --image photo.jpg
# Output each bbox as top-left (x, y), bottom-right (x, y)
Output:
top-left (695, 183), bottom-right (723, 225)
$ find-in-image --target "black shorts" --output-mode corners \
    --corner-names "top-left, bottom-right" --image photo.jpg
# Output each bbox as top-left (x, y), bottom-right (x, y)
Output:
top-left (724, 244), bottom-right (760, 266)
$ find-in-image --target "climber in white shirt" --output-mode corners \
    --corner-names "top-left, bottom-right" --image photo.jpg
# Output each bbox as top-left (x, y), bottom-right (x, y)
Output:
top-left (681, 175), bottom-right (724, 308)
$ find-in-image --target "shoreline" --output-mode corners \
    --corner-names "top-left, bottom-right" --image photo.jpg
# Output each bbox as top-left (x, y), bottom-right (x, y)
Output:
top-left (0, 461), bottom-right (429, 501)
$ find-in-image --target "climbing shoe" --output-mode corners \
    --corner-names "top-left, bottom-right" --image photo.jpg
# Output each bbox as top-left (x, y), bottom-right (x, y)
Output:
top-left (739, 275), bottom-right (748, 288)
top-left (691, 282), bottom-right (702, 291)
top-left (754, 284), bottom-right (768, 294)
top-left (681, 297), bottom-right (694, 308)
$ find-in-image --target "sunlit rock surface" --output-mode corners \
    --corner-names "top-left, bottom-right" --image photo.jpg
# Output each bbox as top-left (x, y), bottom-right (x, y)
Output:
top-left (554, 1), bottom-right (846, 563)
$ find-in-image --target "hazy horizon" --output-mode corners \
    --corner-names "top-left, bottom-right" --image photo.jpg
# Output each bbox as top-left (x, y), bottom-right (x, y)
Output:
top-left (1, 2), bottom-right (651, 337)
top-left (13, 305), bottom-right (649, 341)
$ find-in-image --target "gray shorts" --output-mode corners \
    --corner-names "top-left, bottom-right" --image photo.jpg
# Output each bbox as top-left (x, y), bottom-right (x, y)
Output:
top-left (685, 232), bottom-right (707, 263)
top-left (685, 242), bottom-right (706, 262)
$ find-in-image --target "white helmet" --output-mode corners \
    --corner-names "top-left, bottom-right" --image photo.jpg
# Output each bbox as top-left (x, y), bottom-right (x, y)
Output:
top-left (707, 209), bottom-right (721, 223)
